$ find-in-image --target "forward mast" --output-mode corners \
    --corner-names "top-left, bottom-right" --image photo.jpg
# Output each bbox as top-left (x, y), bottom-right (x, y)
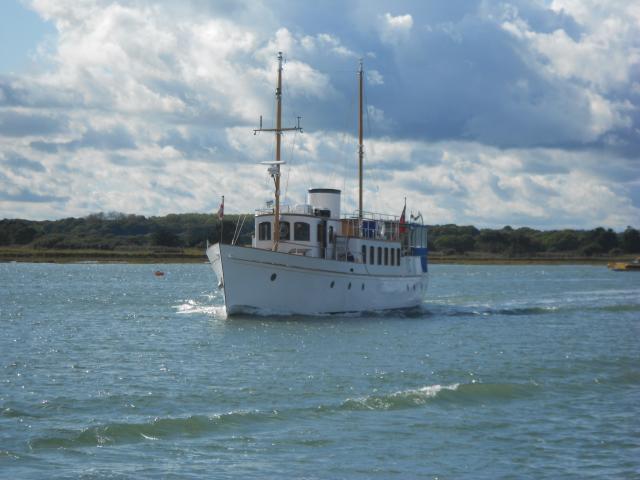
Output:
top-left (254, 51), bottom-right (302, 251)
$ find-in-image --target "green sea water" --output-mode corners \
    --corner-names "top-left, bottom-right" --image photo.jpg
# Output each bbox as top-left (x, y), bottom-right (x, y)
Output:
top-left (1, 263), bottom-right (638, 479)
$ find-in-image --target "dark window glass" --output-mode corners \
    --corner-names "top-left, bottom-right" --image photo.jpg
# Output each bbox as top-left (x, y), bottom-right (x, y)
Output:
top-left (362, 245), bottom-right (366, 264)
top-left (280, 221), bottom-right (290, 240)
top-left (317, 223), bottom-right (325, 242)
top-left (294, 222), bottom-right (310, 241)
top-left (258, 221), bottom-right (271, 241)
top-left (397, 248), bottom-right (401, 265)
top-left (384, 247), bottom-right (388, 265)
top-left (377, 247), bottom-right (382, 265)
top-left (369, 246), bottom-right (374, 265)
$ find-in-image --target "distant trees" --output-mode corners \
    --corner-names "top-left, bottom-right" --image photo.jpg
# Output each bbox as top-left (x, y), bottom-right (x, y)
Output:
top-left (476, 230), bottom-right (510, 253)
top-left (622, 226), bottom-right (640, 253)
top-left (151, 228), bottom-right (181, 247)
top-left (0, 220), bottom-right (39, 245)
top-left (0, 212), bottom-right (253, 250)
top-left (506, 230), bottom-right (544, 255)
top-left (426, 224), bottom-right (640, 256)
top-left (0, 213), bottom-right (639, 256)
top-left (543, 230), bottom-right (580, 252)
top-left (434, 234), bottom-right (476, 254)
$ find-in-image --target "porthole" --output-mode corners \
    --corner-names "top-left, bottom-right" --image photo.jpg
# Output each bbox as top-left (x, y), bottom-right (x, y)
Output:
top-left (348, 282), bottom-right (352, 290)
top-left (330, 281), bottom-right (335, 288)
top-left (270, 273), bottom-right (277, 281)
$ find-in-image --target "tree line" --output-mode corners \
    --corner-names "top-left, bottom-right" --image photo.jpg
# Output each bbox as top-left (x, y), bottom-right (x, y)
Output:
top-left (0, 212), bottom-right (253, 251)
top-left (1, 212), bottom-right (639, 256)
top-left (428, 224), bottom-right (640, 256)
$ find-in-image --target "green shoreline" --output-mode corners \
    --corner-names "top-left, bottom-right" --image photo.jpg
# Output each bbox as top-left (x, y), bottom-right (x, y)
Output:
top-left (0, 247), bottom-right (630, 265)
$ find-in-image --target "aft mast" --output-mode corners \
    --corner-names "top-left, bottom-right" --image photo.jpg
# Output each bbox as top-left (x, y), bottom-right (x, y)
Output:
top-left (358, 59), bottom-right (364, 220)
top-left (254, 52), bottom-right (302, 251)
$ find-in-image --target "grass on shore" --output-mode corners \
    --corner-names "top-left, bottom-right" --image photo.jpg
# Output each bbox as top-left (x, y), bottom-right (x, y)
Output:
top-left (0, 247), bottom-right (207, 264)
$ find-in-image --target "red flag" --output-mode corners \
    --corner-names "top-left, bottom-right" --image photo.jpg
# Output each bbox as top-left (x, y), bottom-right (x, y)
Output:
top-left (217, 196), bottom-right (224, 220)
top-left (399, 201), bottom-right (407, 234)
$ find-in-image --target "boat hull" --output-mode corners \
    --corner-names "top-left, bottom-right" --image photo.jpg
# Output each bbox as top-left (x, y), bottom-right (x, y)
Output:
top-left (206, 243), bottom-right (427, 315)
top-left (608, 261), bottom-right (640, 271)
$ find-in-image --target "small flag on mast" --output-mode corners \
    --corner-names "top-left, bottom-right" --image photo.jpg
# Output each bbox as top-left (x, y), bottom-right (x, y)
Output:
top-left (217, 196), bottom-right (224, 220)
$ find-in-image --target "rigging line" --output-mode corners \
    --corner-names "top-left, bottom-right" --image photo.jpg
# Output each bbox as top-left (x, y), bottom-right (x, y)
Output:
top-left (280, 79), bottom-right (310, 201)
top-left (257, 63), bottom-right (278, 206)
top-left (267, 61), bottom-right (277, 163)
top-left (280, 76), bottom-right (292, 200)
top-left (283, 129), bottom-right (298, 204)
top-left (362, 77), bottom-right (381, 212)
top-left (233, 214), bottom-right (247, 245)
top-left (232, 215), bottom-right (241, 244)
top-left (338, 79), bottom-right (356, 204)
top-left (234, 215), bottom-right (242, 245)
top-left (295, 125), bottom-right (312, 192)
top-left (281, 81), bottom-right (297, 204)
top-left (281, 83), bottom-right (310, 194)
top-left (363, 85), bottom-right (370, 212)
top-left (304, 132), bottom-right (314, 192)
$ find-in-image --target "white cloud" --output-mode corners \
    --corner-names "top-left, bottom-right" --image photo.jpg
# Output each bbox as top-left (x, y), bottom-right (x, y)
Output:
top-left (367, 69), bottom-right (384, 86)
top-left (499, 1), bottom-right (640, 145)
top-left (378, 13), bottom-right (413, 45)
top-left (0, 1), bottom-right (637, 230)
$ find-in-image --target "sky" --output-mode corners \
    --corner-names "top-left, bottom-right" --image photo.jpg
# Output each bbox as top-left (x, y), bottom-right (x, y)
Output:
top-left (0, 0), bottom-right (639, 229)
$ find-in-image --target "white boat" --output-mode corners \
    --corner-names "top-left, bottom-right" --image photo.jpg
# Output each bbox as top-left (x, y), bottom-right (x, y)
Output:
top-left (206, 52), bottom-right (428, 316)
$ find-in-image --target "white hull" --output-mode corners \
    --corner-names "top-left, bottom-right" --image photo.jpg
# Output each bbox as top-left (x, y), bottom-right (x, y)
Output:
top-left (207, 243), bottom-right (427, 316)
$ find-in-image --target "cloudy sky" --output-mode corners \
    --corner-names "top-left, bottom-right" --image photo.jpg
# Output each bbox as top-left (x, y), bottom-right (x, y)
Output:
top-left (1, 0), bottom-right (639, 229)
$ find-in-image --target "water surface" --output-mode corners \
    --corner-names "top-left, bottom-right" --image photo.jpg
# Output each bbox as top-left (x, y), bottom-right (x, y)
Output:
top-left (1, 263), bottom-right (638, 478)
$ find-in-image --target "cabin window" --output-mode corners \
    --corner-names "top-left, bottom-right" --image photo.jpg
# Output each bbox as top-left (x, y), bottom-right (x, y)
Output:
top-left (258, 221), bottom-right (271, 241)
top-left (280, 221), bottom-right (290, 240)
top-left (329, 226), bottom-right (334, 243)
top-left (384, 247), bottom-right (389, 265)
top-left (369, 246), bottom-right (374, 265)
top-left (294, 222), bottom-right (310, 241)
top-left (397, 248), bottom-right (401, 266)
top-left (390, 249), bottom-right (395, 266)
top-left (317, 223), bottom-right (325, 243)
top-left (377, 247), bottom-right (382, 265)
top-left (362, 245), bottom-right (367, 264)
